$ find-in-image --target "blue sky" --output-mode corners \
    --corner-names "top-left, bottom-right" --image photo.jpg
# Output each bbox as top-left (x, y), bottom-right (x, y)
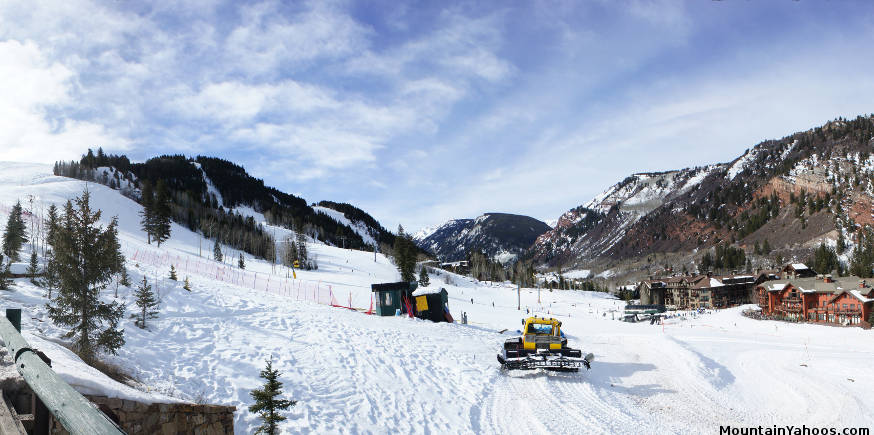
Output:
top-left (2, 1), bottom-right (874, 233)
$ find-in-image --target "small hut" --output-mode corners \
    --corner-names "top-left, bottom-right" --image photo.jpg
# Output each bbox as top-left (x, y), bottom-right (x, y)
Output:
top-left (371, 281), bottom-right (418, 316)
top-left (412, 287), bottom-right (452, 323)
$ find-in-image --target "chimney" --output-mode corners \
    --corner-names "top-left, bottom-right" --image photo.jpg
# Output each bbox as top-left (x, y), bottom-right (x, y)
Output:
top-left (860, 280), bottom-right (867, 289)
top-left (824, 275), bottom-right (833, 284)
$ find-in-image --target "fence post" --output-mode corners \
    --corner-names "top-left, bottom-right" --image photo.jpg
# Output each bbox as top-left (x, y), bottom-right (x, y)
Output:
top-left (6, 308), bottom-right (21, 332)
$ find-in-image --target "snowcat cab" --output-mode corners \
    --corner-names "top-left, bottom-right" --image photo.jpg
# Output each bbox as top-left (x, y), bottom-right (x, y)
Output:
top-left (497, 317), bottom-right (593, 372)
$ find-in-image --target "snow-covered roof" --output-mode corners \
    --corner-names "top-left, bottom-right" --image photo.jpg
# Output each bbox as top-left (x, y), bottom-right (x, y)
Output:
top-left (849, 290), bottom-right (874, 304)
top-left (791, 263), bottom-right (809, 270)
top-left (412, 287), bottom-right (446, 296)
top-left (768, 283), bottom-right (787, 292)
top-left (709, 278), bottom-right (725, 287)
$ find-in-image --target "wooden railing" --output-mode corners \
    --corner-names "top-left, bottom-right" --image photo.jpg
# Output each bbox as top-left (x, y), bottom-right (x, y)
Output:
top-left (0, 310), bottom-right (124, 435)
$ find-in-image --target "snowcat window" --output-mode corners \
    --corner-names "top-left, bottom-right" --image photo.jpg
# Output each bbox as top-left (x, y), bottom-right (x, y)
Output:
top-left (528, 323), bottom-right (554, 334)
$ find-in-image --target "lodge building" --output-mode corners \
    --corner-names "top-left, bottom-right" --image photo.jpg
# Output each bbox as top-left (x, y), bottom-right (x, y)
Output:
top-left (639, 273), bottom-right (761, 309)
top-left (756, 275), bottom-right (874, 327)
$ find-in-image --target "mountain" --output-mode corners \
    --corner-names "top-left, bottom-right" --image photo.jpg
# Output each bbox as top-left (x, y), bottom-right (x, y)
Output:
top-left (54, 151), bottom-right (397, 257)
top-left (314, 200), bottom-right (396, 249)
top-left (532, 114), bottom-right (874, 269)
top-left (414, 213), bottom-right (551, 263)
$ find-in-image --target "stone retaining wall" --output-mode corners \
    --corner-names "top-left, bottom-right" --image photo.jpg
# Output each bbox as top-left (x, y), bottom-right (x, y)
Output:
top-left (50, 396), bottom-right (235, 435)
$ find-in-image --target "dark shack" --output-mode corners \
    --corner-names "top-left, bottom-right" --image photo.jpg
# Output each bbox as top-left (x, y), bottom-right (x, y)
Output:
top-left (371, 281), bottom-right (418, 316)
top-left (412, 287), bottom-right (452, 322)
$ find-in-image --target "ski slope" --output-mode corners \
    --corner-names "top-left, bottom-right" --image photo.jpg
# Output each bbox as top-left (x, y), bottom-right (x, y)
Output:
top-left (0, 162), bottom-right (872, 434)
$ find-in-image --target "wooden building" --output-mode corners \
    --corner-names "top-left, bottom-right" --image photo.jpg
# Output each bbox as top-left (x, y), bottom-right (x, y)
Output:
top-left (638, 273), bottom-right (762, 310)
top-left (371, 281), bottom-right (418, 316)
top-left (411, 287), bottom-right (452, 322)
top-left (756, 276), bottom-right (874, 327)
top-left (782, 263), bottom-right (817, 279)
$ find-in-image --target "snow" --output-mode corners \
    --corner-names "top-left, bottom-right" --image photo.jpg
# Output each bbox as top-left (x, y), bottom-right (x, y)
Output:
top-left (492, 250), bottom-right (517, 264)
top-left (709, 278), bottom-right (725, 287)
top-left (313, 205), bottom-right (377, 247)
top-left (229, 204), bottom-right (266, 223)
top-left (563, 269), bottom-right (592, 279)
top-left (596, 269), bottom-right (615, 279)
top-left (0, 162), bottom-right (872, 433)
top-left (727, 149), bottom-right (755, 180)
top-left (792, 263), bottom-right (809, 270)
top-left (412, 286), bottom-right (444, 296)
top-left (679, 166), bottom-right (712, 192)
top-left (195, 163), bottom-right (225, 207)
top-left (849, 290), bottom-right (873, 303)
top-left (412, 225), bottom-right (438, 242)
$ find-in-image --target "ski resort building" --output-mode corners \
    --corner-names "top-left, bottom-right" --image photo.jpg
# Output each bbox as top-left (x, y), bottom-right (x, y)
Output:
top-left (639, 274), bottom-right (762, 309)
top-left (782, 263), bottom-right (817, 279)
top-left (755, 275), bottom-right (874, 327)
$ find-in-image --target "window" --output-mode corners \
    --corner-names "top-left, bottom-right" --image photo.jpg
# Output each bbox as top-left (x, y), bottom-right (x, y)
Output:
top-left (527, 323), bottom-right (555, 335)
top-left (842, 303), bottom-right (848, 309)
top-left (384, 292), bottom-right (392, 306)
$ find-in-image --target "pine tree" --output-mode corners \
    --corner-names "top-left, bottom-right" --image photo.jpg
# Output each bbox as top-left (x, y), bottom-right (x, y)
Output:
top-left (249, 358), bottom-right (296, 435)
top-left (284, 237), bottom-right (298, 267)
top-left (238, 253), bottom-right (245, 270)
top-left (762, 239), bottom-right (771, 255)
top-left (134, 277), bottom-right (159, 329)
top-left (139, 181), bottom-right (155, 244)
top-left (152, 180), bottom-right (172, 246)
top-left (41, 249), bottom-right (59, 298)
top-left (117, 268), bottom-right (131, 299)
top-left (418, 265), bottom-right (430, 287)
top-left (183, 276), bottom-right (191, 291)
top-left (0, 254), bottom-right (11, 290)
top-left (849, 228), bottom-right (874, 278)
top-left (213, 238), bottom-right (223, 262)
top-left (700, 251), bottom-right (713, 272)
top-left (27, 251), bottom-right (39, 284)
top-left (43, 205), bottom-right (61, 295)
top-left (295, 229), bottom-right (308, 268)
top-left (169, 265), bottom-right (178, 281)
top-left (393, 225), bottom-right (416, 282)
top-left (2, 201), bottom-right (28, 262)
top-left (46, 191), bottom-right (125, 363)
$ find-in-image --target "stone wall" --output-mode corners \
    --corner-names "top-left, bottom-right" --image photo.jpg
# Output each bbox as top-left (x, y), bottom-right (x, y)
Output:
top-left (50, 396), bottom-right (235, 435)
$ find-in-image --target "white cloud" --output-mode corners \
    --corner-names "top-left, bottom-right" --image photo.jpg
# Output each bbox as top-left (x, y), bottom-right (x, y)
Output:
top-left (0, 39), bottom-right (129, 163)
top-left (225, 0), bottom-right (371, 77)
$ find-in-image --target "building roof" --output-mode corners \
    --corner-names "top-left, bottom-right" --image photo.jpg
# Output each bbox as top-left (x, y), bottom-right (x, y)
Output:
top-left (791, 263), bottom-right (809, 270)
top-left (412, 286), bottom-right (446, 296)
top-left (849, 290), bottom-right (874, 304)
top-left (759, 276), bottom-right (873, 295)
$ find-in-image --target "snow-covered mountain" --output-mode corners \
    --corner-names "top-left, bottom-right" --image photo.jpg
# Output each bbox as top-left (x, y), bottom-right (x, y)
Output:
top-left (414, 213), bottom-right (551, 263)
top-left (313, 200), bottom-right (398, 249)
top-left (2, 159), bottom-right (873, 433)
top-left (532, 115), bottom-right (874, 268)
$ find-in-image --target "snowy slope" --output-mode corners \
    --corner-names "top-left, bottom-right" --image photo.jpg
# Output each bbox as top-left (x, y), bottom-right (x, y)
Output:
top-left (0, 162), bottom-right (872, 433)
top-left (312, 205), bottom-right (377, 247)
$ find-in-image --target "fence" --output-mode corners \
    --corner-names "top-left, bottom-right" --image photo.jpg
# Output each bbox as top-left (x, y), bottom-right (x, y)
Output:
top-left (0, 201), bottom-right (374, 314)
top-left (124, 242), bottom-right (372, 313)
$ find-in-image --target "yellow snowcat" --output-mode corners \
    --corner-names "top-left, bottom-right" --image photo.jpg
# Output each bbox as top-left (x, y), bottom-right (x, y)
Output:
top-left (497, 316), bottom-right (593, 372)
